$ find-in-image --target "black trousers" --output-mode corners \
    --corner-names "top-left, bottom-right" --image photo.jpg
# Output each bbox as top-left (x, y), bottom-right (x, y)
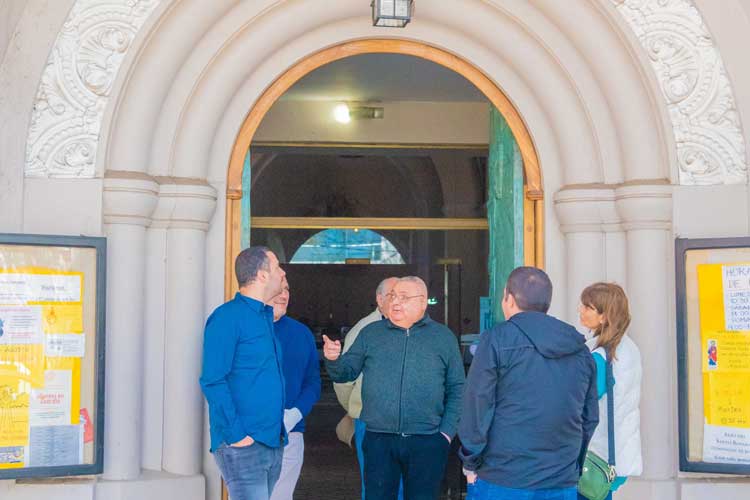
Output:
top-left (362, 431), bottom-right (450, 500)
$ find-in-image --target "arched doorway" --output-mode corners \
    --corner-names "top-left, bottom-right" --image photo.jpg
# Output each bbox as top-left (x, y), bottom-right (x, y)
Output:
top-left (223, 39), bottom-right (544, 300)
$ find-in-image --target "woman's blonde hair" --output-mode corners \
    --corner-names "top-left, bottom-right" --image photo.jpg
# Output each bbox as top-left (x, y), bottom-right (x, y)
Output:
top-left (580, 282), bottom-right (631, 360)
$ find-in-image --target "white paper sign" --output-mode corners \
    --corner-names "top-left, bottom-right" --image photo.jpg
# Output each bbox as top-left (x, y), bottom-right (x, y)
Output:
top-left (703, 424), bottom-right (750, 465)
top-left (44, 333), bottom-right (85, 358)
top-left (0, 273), bottom-right (81, 303)
top-left (0, 305), bottom-right (43, 344)
top-left (722, 265), bottom-right (750, 331)
top-left (30, 370), bottom-right (72, 426)
top-left (28, 425), bottom-right (82, 466)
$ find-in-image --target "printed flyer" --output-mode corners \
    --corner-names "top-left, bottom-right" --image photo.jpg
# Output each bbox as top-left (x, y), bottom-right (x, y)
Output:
top-left (698, 264), bottom-right (750, 464)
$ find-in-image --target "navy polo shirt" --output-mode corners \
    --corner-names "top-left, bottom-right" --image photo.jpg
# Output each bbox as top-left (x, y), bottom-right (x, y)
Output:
top-left (200, 293), bottom-right (286, 451)
top-left (274, 315), bottom-right (321, 432)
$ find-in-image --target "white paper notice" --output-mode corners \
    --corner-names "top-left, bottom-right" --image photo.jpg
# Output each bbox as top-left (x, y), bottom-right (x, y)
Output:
top-left (0, 305), bottom-right (43, 344)
top-left (0, 273), bottom-right (81, 303)
top-left (28, 425), bottom-right (82, 466)
top-left (44, 333), bottom-right (85, 357)
top-left (703, 424), bottom-right (750, 465)
top-left (722, 265), bottom-right (750, 331)
top-left (30, 370), bottom-right (72, 426)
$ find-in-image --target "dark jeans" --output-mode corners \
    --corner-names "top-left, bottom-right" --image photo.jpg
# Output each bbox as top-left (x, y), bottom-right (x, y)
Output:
top-left (468, 479), bottom-right (577, 499)
top-left (362, 431), bottom-right (450, 500)
top-left (213, 441), bottom-right (284, 500)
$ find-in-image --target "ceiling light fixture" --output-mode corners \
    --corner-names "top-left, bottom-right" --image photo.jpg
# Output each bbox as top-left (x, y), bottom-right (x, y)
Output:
top-left (371, 0), bottom-right (413, 28)
top-left (333, 103), bottom-right (351, 124)
top-left (333, 103), bottom-right (385, 124)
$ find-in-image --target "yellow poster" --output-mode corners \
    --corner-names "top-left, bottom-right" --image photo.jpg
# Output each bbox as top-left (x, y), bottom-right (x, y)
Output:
top-left (40, 304), bottom-right (83, 334)
top-left (0, 266), bottom-right (85, 470)
top-left (698, 263), bottom-right (750, 464)
top-left (0, 361), bottom-right (32, 454)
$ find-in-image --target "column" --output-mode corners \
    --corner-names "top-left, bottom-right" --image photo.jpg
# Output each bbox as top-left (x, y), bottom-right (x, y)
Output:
top-left (615, 183), bottom-right (674, 480)
top-left (157, 180), bottom-right (217, 475)
top-left (102, 171), bottom-right (159, 480)
top-left (554, 187), bottom-right (619, 325)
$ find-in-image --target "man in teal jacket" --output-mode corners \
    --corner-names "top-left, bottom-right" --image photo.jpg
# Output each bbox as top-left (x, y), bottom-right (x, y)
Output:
top-left (323, 276), bottom-right (465, 500)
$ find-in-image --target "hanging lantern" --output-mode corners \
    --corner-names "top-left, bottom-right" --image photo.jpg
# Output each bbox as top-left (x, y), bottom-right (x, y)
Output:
top-left (371, 0), bottom-right (414, 28)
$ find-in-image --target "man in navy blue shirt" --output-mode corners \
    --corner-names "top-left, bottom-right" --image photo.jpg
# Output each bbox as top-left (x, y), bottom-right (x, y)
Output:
top-left (200, 246), bottom-right (287, 500)
top-left (268, 277), bottom-right (321, 500)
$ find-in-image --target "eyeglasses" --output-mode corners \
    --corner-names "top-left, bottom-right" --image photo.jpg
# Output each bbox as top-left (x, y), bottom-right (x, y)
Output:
top-left (387, 293), bottom-right (425, 304)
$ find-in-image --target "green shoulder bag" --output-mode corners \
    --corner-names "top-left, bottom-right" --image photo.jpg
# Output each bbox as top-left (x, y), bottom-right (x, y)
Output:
top-left (577, 354), bottom-right (616, 500)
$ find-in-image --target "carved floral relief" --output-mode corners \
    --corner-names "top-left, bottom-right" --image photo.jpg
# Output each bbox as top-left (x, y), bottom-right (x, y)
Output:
top-left (611, 0), bottom-right (748, 184)
top-left (25, 0), bottom-right (160, 178)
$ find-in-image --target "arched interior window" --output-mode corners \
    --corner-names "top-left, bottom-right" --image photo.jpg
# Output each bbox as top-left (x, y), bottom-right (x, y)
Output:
top-left (290, 229), bottom-right (405, 264)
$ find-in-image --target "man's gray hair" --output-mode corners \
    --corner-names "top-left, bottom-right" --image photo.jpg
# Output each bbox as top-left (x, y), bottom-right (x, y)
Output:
top-left (235, 246), bottom-right (271, 288)
top-left (398, 276), bottom-right (428, 294)
top-left (376, 276), bottom-right (397, 297)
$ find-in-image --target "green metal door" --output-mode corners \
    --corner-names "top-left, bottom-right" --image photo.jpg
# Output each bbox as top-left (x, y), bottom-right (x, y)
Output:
top-left (487, 107), bottom-right (525, 325)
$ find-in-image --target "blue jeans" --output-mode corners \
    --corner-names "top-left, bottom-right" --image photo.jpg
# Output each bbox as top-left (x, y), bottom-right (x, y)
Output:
top-left (468, 479), bottom-right (577, 500)
top-left (577, 493), bottom-right (612, 500)
top-left (213, 442), bottom-right (283, 500)
top-left (355, 419), bottom-right (403, 500)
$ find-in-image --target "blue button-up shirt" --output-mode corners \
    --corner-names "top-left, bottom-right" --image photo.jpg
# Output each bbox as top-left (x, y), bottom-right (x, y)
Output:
top-left (274, 315), bottom-right (321, 432)
top-left (200, 293), bottom-right (286, 451)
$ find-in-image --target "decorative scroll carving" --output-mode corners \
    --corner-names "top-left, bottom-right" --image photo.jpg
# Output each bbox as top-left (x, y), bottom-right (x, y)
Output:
top-left (612, 0), bottom-right (748, 185)
top-left (25, 0), bottom-right (160, 178)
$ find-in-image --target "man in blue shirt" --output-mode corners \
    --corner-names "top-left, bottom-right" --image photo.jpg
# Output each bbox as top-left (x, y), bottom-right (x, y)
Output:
top-left (268, 277), bottom-right (321, 500)
top-left (200, 246), bottom-right (287, 500)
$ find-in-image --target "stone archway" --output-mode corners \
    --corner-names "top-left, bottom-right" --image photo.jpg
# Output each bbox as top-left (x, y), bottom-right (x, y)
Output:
top-left (222, 39), bottom-right (546, 300)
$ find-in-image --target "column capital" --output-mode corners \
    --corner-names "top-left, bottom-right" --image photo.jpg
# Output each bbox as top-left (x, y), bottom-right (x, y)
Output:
top-left (151, 177), bottom-right (217, 231)
top-left (103, 170), bottom-right (159, 226)
top-left (554, 185), bottom-right (620, 234)
top-left (615, 182), bottom-right (673, 231)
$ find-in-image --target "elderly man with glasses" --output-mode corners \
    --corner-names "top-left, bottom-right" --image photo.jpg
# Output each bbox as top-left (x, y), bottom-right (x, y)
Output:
top-left (323, 276), bottom-right (465, 500)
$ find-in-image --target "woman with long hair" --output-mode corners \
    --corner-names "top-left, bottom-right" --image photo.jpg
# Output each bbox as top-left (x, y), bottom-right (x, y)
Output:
top-left (578, 283), bottom-right (642, 500)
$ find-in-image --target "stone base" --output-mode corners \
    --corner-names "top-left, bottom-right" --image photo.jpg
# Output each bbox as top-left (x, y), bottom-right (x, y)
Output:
top-left (0, 471), bottom-right (205, 500)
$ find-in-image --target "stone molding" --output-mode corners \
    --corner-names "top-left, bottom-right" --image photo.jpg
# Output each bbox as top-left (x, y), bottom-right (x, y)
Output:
top-left (150, 178), bottom-right (218, 232)
top-left (103, 171), bottom-right (217, 230)
top-left (24, 0), bottom-right (160, 178)
top-left (103, 170), bottom-right (159, 226)
top-left (554, 187), bottom-right (621, 234)
top-left (555, 182), bottom-right (673, 232)
top-left (615, 183), bottom-right (673, 230)
top-left (611, 0), bottom-right (748, 185)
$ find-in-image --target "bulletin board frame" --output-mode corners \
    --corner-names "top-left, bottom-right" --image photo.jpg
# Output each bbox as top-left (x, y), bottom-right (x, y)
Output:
top-left (0, 233), bottom-right (106, 479)
top-left (676, 236), bottom-right (750, 475)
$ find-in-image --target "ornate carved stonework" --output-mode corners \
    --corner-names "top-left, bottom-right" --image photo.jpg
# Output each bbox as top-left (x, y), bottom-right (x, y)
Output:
top-left (611, 0), bottom-right (748, 185)
top-left (24, 0), bottom-right (747, 185)
top-left (25, 0), bottom-right (160, 178)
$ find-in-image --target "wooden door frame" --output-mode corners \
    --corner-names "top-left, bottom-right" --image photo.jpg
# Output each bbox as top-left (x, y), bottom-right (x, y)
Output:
top-left (224, 39), bottom-right (545, 302)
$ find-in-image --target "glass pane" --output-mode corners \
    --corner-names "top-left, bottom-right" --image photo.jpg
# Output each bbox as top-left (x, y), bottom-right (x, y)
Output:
top-left (0, 243), bottom-right (100, 471)
top-left (290, 229), bottom-right (405, 264)
top-left (252, 228), bottom-right (488, 337)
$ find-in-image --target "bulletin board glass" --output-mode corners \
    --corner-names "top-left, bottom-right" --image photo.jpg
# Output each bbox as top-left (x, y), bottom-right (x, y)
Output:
top-left (676, 237), bottom-right (750, 474)
top-left (0, 233), bottom-right (105, 479)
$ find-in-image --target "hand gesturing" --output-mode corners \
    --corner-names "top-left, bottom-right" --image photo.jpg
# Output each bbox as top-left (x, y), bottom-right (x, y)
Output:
top-left (322, 334), bottom-right (342, 361)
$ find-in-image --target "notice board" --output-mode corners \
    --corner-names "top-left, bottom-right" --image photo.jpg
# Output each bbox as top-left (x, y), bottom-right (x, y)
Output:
top-left (677, 237), bottom-right (750, 474)
top-left (0, 234), bottom-right (105, 479)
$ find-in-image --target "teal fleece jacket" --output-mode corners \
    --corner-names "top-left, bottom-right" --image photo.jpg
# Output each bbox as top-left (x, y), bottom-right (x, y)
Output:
top-left (325, 315), bottom-right (465, 437)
